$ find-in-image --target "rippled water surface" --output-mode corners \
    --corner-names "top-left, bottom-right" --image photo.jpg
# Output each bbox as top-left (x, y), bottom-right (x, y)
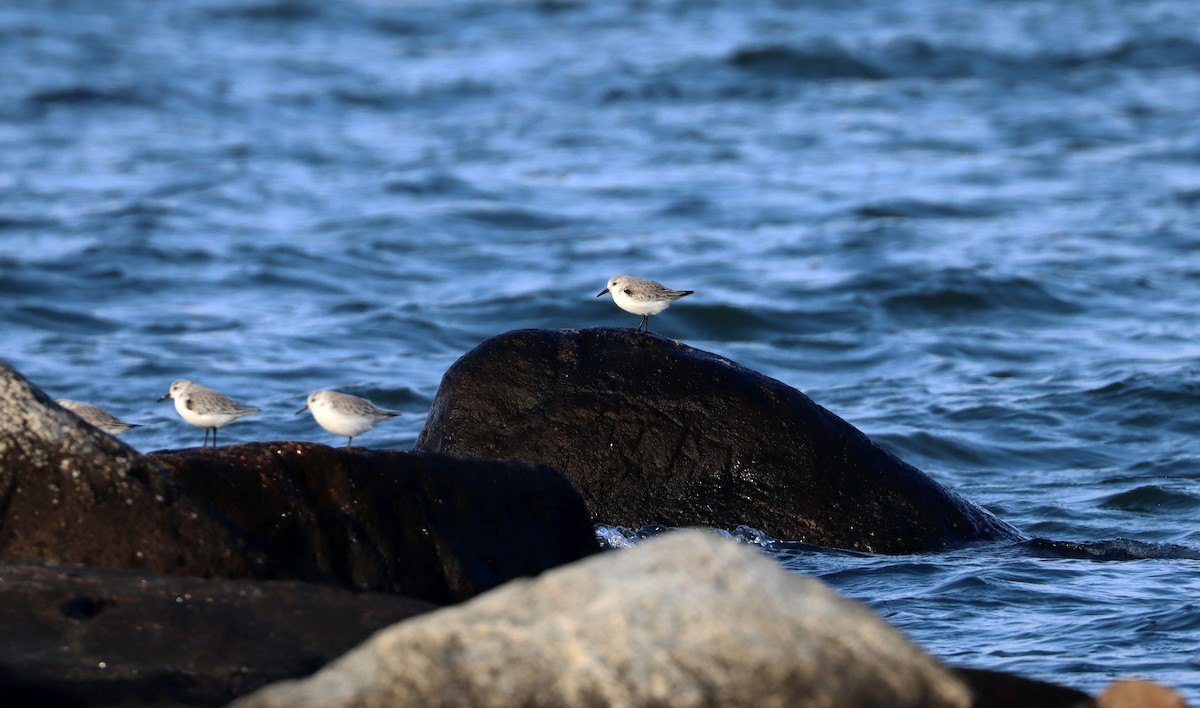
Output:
top-left (2, 0), bottom-right (1199, 699)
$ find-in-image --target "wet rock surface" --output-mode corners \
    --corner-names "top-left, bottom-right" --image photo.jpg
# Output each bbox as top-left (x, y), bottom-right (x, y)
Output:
top-left (0, 358), bottom-right (601, 705)
top-left (952, 668), bottom-right (1093, 708)
top-left (0, 562), bottom-right (434, 707)
top-left (151, 443), bottom-right (601, 604)
top-left (0, 360), bottom-right (275, 578)
top-left (2, 358), bottom-right (598, 603)
top-left (415, 328), bottom-right (1020, 553)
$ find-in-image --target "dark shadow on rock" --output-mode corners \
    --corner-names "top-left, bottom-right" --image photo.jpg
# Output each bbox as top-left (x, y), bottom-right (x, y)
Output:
top-left (954, 667), bottom-right (1095, 708)
top-left (415, 328), bottom-right (1021, 553)
top-left (0, 562), bottom-right (434, 707)
top-left (151, 443), bottom-right (601, 604)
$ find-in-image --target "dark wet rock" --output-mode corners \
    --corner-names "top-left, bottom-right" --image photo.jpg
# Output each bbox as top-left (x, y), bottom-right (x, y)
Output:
top-left (151, 442), bottom-right (601, 604)
top-left (0, 561), bottom-right (434, 707)
top-left (0, 358), bottom-right (601, 706)
top-left (414, 328), bottom-right (1020, 553)
top-left (953, 668), bottom-right (1094, 708)
top-left (233, 531), bottom-right (975, 708)
top-left (0, 358), bottom-right (598, 605)
top-left (0, 359), bottom-right (276, 578)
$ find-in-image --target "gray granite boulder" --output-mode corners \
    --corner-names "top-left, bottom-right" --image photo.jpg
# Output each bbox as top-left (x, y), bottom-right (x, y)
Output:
top-left (415, 328), bottom-right (1020, 553)
top-left (233, 531), bottom-right (974, 708)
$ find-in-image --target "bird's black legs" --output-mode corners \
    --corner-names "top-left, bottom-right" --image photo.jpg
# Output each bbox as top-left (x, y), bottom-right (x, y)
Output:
top-left (636, 314), bottom-right (650, 333)
top-left (346, 436), bottom-right (353, 447)
top-left (203, 428), bottom-right (210, 447)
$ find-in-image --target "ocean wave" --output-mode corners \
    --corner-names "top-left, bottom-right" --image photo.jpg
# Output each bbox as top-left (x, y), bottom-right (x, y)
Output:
top-left (447, 205), bottom-right (576, 232)
top-left (1085, 373), bottom-right (1200, 407)
top-left (1073, 373), bottom-right (1200, 434)
top-left (727, 42), bottom-right (884, 81)
top-left (873, 430), bottom-right (993, 467)
top-left (205, 0), bottom-right (323, 23)
top-left (727, 35), bottom-right (1200, 83)
top-left (1022, 537), bottom-right (1200, 561)
top-left (384, 171), bottom-right (496, 199)
top-left (874, 269), bottom-right (1083, 320)
top-left (594, 523), bottom-right (874, 559)
top-left (26, 85), bottom-right (153, 108)
top-left (601, 32), bottom-right (1200, 105)
top-left (855, 199), bottom-right (1007, 220)
top-left (10, 305), bottom-right (120, 336)
top-left (1098, 485), bottom-right (1200, 514)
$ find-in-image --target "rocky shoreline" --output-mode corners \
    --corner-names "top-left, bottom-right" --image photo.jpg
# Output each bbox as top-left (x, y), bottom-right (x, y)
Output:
top-left (0, 330), bottom-right (1186, 706)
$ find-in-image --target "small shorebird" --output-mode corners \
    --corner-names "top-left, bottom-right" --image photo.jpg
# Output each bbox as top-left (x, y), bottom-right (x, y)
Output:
top-left (297, 389), bottom-right (399, 446)
top-left (56, 399), bottom-right (140, 437)
top-left (158, 379), bottom-right (260, 447)
top-left (597, 274), bottom-right (693, 333)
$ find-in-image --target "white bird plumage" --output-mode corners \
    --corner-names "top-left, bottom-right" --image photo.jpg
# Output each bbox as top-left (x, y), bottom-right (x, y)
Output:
top-left (297, 389), bottom-right (399, 446)
top-left (597, 274), bottom-right (693, 333)
top-left (158, 379), bottom-right (260, 447)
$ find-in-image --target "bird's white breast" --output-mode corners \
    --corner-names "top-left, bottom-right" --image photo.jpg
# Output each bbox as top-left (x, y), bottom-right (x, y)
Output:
top-left (611, 287), bottom-right (670, 316)
top-left (311, 401), bottom-right (378, 437)
top-left (174, 393), bottom-right (248, 428)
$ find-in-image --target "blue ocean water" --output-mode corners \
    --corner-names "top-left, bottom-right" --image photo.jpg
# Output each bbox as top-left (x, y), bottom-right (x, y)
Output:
top-left (2, 0), bottom-right (1198, 699)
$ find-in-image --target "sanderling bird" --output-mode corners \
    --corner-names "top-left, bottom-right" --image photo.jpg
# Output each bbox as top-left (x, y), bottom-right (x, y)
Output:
top-left (158, 379), bottom-right (260, 448)
top-left (597, 274), bottom-right (694, 333)
top-left (56, 399), bottom-right (141, 437)
top-left (296, 389), bottom-right (399, 446)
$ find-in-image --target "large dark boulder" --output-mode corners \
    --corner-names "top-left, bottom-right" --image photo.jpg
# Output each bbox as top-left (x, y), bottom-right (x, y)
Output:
top-left (0, 359), bottom-right (277, 578)
top-left (0, 561), bottom-right (434, 707)
top-left (952, 668), bottom-right (1092, 708)
top-left (415, 328), bottom-right (1020, 553)
top-left (0, 358), bottom-right (599, 605)
top-left (0, 358), bottom-right (601, 706)
top-left (151, 443), bottom-right (601, 604)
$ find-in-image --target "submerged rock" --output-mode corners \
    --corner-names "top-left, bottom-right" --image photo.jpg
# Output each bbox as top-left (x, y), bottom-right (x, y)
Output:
top-left (0, 561), bottom-right (434, 707)
top-left (233, 531), bottom-right (975, 708)
top-left (152, 443), bottom-right (601, 605)
top-left (415, 328), bottom-right (1019, 553)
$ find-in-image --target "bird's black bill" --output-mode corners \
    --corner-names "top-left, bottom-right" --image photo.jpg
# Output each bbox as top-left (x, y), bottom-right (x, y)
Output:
top-left (596, 288), bottom-right (609, 297)
top-left (295, 405), bottom-right (308, 415)
top-left (157, 394), bottom-right (170, 402)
